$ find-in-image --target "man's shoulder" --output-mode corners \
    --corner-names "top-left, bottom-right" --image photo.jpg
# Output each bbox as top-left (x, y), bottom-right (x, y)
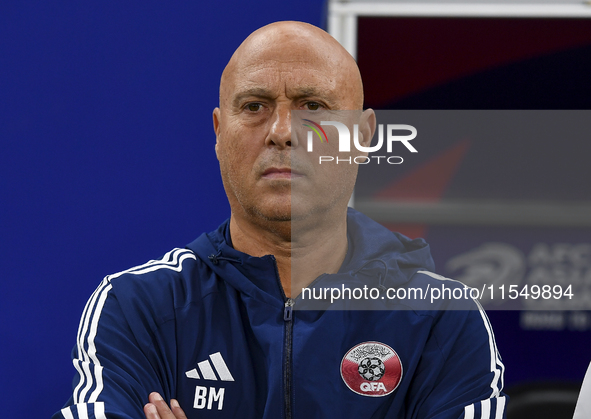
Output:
top-left (403, 269), bottom-right (480, 311)
top-left (107, 247), bottom-right (198, 286)
top-left (107, 221), bottom-right (229, 289)
top-left (341, 208), bottom-right (437, 289)
top-left (103, 245), bottom-right (220, 312)
top-left (404, 271), bottom-right (500, 358)
top-left (410, 269), bottom-right (469, 289)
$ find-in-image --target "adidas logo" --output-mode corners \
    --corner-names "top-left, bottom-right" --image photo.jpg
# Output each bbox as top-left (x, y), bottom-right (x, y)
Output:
top-left (185, 352), bottom-right (235, 382)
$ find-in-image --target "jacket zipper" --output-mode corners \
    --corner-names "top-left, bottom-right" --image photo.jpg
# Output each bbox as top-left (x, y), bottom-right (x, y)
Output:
top-left (283, 298), bottom-right (294, 419)
top-left (272, 259), bottom-right (339, 418)
top-left (271, 256), bottom-right (294, 419)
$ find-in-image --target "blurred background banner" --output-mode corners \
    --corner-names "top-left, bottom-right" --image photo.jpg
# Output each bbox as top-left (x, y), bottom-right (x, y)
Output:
top-left (355, 110), bottom-right (591, 312)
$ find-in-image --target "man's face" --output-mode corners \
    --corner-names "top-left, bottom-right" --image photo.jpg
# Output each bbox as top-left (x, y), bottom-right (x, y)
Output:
top-left (213, 25), bottom-right (370, 225)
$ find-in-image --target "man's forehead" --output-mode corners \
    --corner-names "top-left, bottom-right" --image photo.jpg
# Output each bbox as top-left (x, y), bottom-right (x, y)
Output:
top-left (230, 43), bottom-right (336, 78)
top-left (219, 22), bottom-right (364, 108)
top-left (229, 65), bottom-right (338, 98)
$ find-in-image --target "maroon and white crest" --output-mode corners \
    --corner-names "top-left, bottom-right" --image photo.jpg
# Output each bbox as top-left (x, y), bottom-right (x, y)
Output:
top-left (341, 341), bottom-right (403, 397)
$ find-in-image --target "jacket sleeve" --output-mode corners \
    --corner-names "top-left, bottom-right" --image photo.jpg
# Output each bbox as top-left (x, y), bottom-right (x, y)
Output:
top-left (409, 304), bottom-right (507, 419)
top-left (52, 278), bottom-right (170, 419)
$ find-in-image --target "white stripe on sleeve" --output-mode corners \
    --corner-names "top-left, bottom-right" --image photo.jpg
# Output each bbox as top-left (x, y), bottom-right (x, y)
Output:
top-left (60, 407), bottom-right (75, 419)
top-left (74, 279), bottom-right (110, 403)
top-left (464, 404), bottom-right (475, 419)
top-left (495, 396), bottom-right (506, 419)
top-left (72, 359), bottom-right (86, 404)
top-left (475, 299), bottom-right (505, 391)
top-left (94, 402), bottom-right (106, 419)
top-left (78, 360), bottom-right (93, 403)
top-left (88, 364), bottom-right (104, 403)
top-left (480, 398), bottom-right (491, 419)
top-left (476, 306), bottom-right (501, 397)
top-left (76, 403), bottom-right (89, 419)
top-left (78, 283), bottom-right (112, 402)
top-left (83, 284), bottom-right (112, 402)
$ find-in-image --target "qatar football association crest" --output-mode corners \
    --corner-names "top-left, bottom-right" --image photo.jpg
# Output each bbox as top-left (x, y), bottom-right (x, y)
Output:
top-left (341, 341), bottom-right (403, 397)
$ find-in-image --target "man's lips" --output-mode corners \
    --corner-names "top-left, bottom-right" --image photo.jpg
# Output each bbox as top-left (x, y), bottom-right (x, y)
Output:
top-left (261, 167), bottom-right (304, 179)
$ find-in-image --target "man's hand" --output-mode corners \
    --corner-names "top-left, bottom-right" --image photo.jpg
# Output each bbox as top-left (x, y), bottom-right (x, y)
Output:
top-left (144, 392), bottom-right (188, 419)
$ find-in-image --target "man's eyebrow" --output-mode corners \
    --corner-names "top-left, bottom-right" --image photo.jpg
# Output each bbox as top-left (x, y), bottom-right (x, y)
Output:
top-left (232, 88), bottom-right (276, 106)
top-left (289, 86), bottom-right (340, 108)
top-left (288, 86), bottom-right (339, 109)
top-left (289, 87), bottom-right (330, 98)
top-left (230, 86), bottom-right (339, 108)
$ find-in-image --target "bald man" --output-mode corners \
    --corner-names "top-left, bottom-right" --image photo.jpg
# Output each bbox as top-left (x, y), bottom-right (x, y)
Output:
top-left (53, 22), bottom-right (506, 419)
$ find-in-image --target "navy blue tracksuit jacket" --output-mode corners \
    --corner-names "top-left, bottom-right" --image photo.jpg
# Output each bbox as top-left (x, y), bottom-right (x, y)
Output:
top-left (54, 209), bottom-right (506, 418)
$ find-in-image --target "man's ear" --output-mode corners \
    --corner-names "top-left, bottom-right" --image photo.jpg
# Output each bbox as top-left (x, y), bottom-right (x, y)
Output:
top-left (359, 109), bottom-right (376, 148)
top-left (213, 107), bottom-right (221, 160)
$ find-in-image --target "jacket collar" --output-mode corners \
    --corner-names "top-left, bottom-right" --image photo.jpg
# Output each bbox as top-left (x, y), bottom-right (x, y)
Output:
top-left (186, 208), bottom-right (435, 304)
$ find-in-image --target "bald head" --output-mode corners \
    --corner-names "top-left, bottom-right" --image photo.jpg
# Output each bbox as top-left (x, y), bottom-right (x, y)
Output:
top-left (219, 21), bottom-right (364, 110)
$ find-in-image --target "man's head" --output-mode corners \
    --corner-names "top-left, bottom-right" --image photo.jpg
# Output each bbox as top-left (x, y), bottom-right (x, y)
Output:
top-left (213, 21), bottom-right (374, 233)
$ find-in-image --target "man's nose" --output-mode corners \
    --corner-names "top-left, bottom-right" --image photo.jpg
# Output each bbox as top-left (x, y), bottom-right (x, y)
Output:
top-left (266, 106), bottom-right (297, 149)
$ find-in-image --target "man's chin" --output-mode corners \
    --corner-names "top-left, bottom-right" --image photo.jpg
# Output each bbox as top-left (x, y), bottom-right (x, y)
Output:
top-left (249, 207), bottom-right (311, 223)
top-left (249, 205), bottom-right (292, 223)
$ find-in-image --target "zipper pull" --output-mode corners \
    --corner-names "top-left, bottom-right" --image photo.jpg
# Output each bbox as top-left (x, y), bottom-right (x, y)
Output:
top-left (284, 298), bottom-right (294, 321)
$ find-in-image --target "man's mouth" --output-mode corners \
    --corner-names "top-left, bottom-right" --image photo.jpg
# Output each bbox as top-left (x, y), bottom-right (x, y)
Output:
top-left (261, 167), bottom-right (304, 179)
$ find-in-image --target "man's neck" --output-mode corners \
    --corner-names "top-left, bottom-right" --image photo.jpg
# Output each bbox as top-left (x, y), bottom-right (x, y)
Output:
top-left (228, 210), bottom-right (349, 298)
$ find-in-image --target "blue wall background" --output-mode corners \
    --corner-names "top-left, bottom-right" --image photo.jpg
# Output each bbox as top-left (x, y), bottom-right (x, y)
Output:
top-left (0, 2), bottom-right (324, 417)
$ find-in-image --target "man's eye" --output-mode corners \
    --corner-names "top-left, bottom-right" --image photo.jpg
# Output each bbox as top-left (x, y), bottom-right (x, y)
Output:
top-left (306, 102), bottom-right (321, 111)
top-left (246, 103), bottom-right (262, 112)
